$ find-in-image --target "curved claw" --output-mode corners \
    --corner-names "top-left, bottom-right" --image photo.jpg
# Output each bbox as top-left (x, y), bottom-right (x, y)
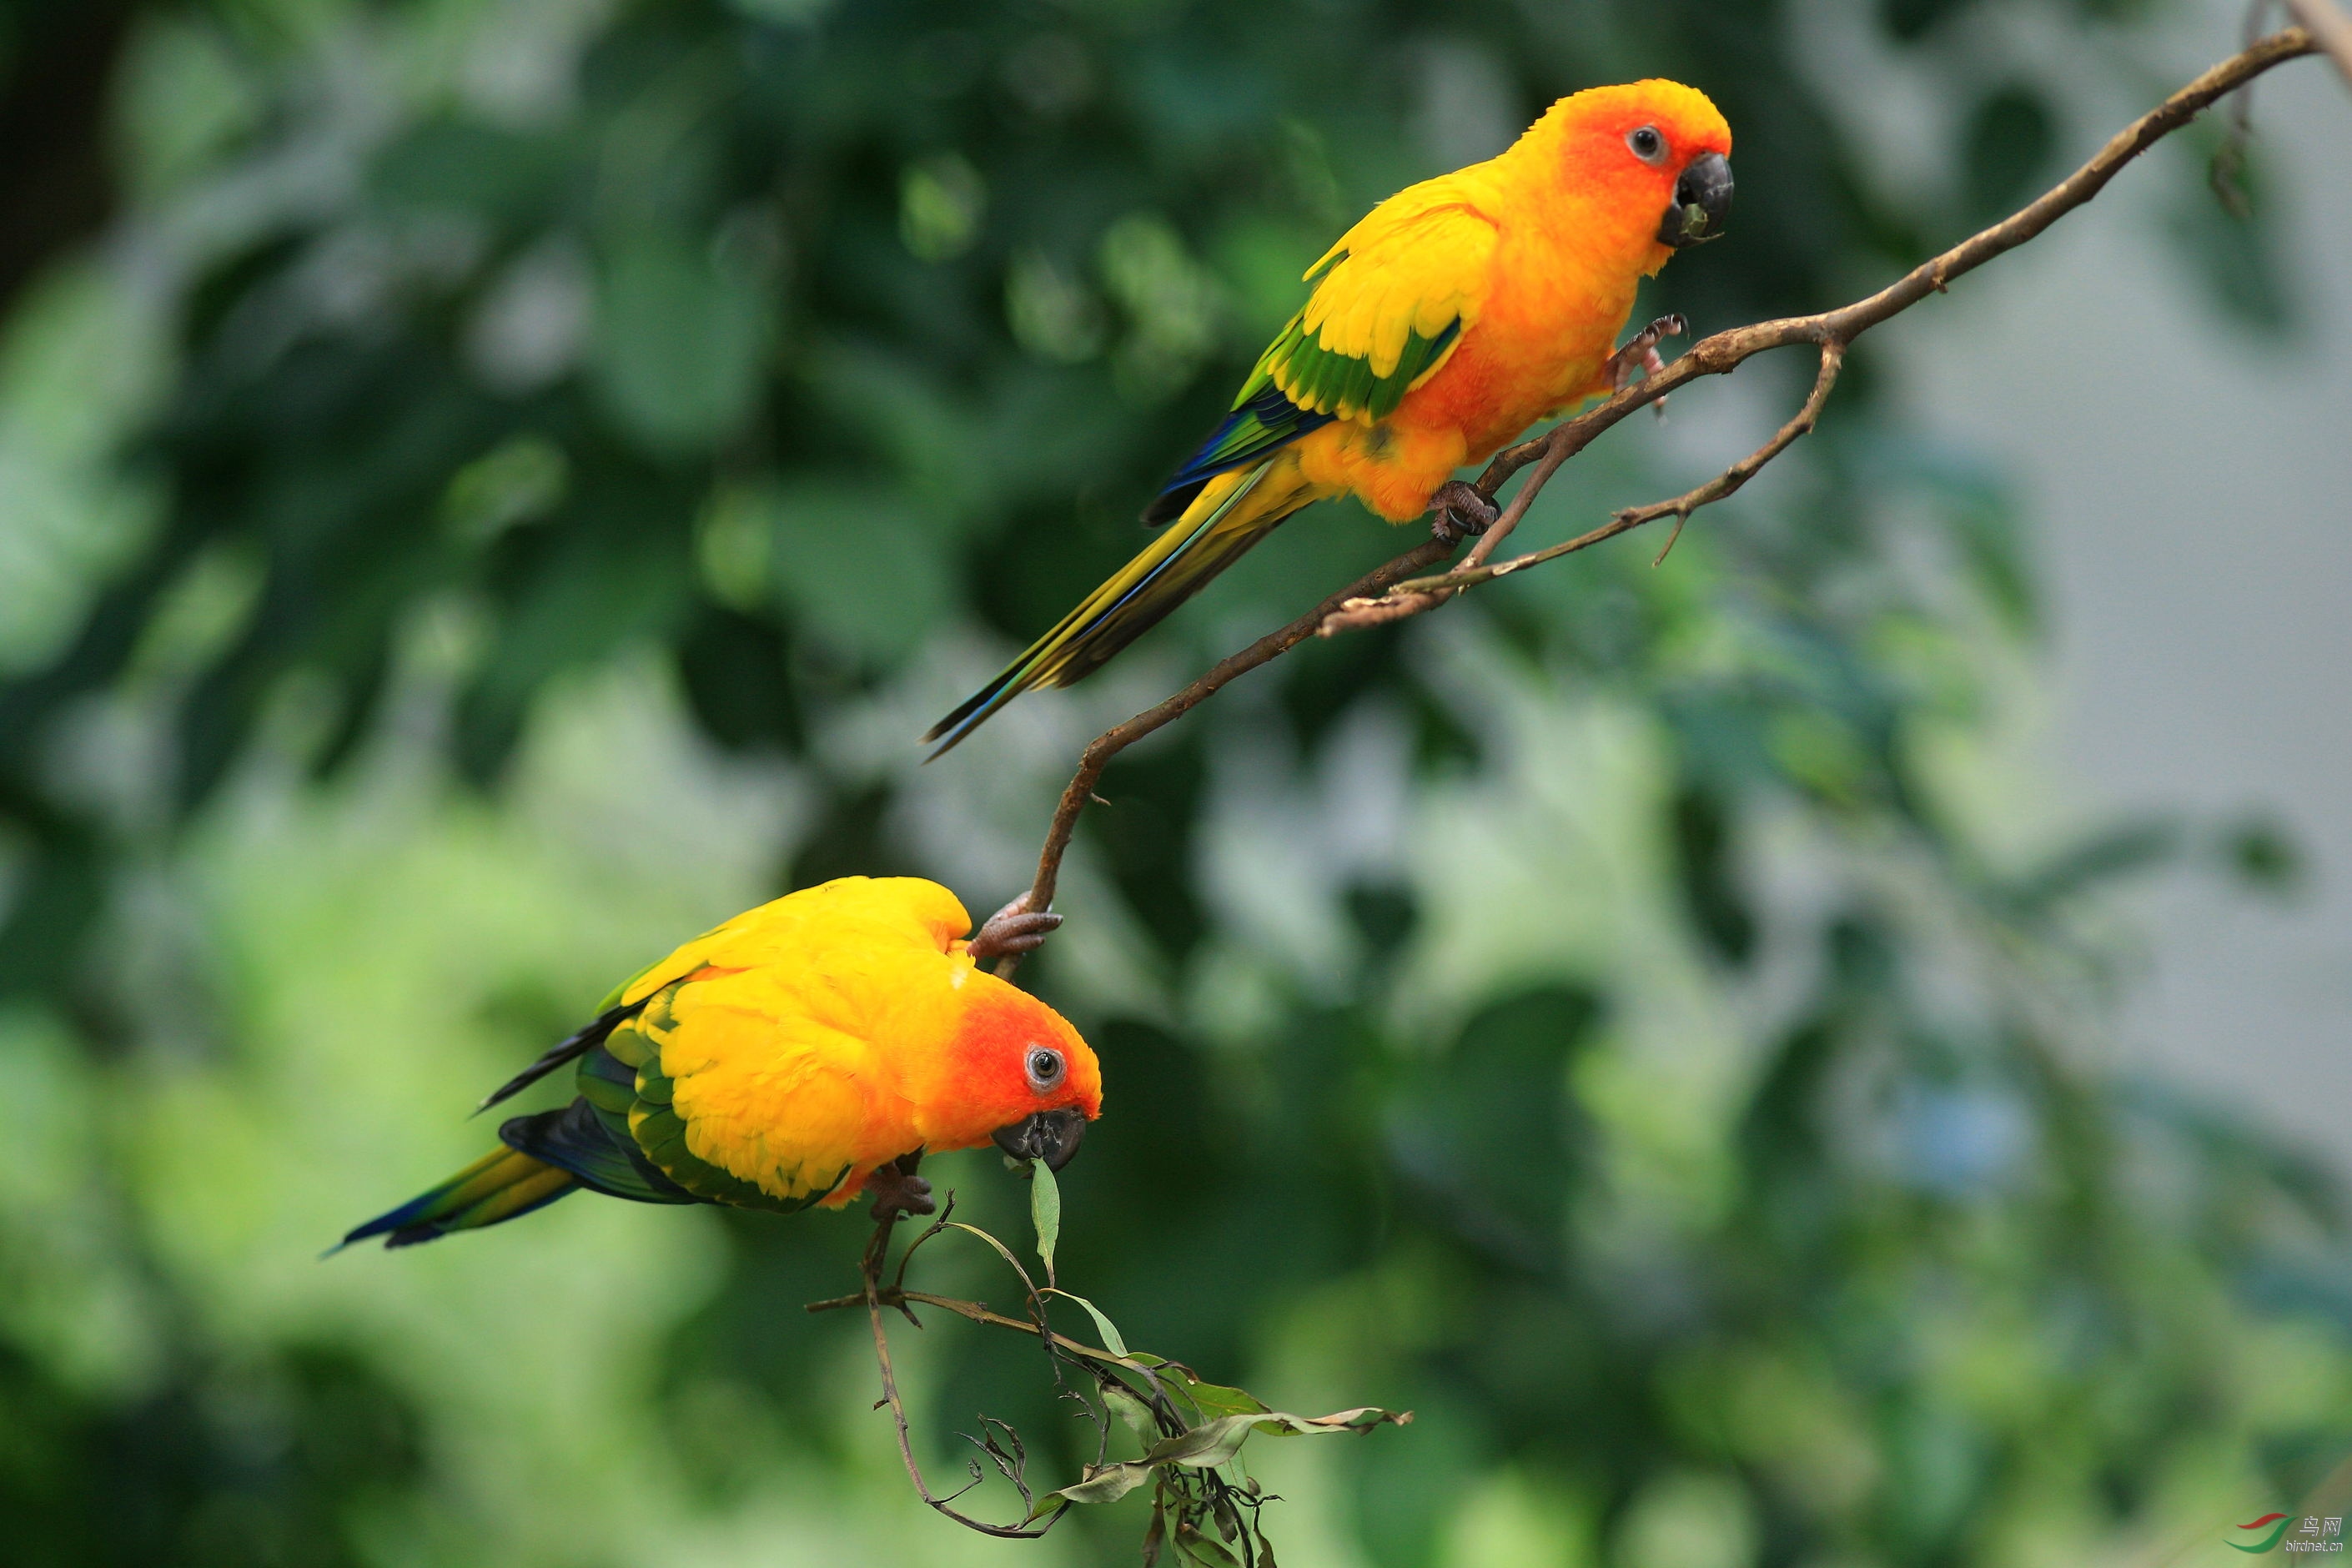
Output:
top-left (867, 1160), bottom-right (935, 1222)
top-left (1608, 314), bottom-right (1689, 415)
top-left (1428, 480), bottom-right (1499, 544)
top-left (965, 892), bottom-right (1063, 962)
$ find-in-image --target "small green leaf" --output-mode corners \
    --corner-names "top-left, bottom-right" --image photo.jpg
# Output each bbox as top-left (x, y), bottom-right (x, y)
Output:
top-left (1101, 1381), bottom-right (1158, 1442)
top-left (1145, 1415), bottom-right (1258, 1470)
top-left (1029, 1158), bottom-right (1061, 1280)
top-left (1104, 1353), bottom-right (1264, 1417)
top-left (1177, 1378), bottom-right (1267, 1420)
top-left (1048, 1289), bottom-right (1128, 1357)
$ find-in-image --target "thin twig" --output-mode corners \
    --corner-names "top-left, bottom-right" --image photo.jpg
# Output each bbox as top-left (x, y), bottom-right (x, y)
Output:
top-left (1455, 409), bottom-right (1588, 573)
top-left (858, 1204), bottom-right (1064, 1537)
top-left (1333, 343), bottom-right (1847, 619)
top-left (1318, 28), bottom-right (2320, 632)
top-left (819, 1203), bottom-right (1200, 1540)
top-left (991, 538), bottom-right (1455, 979)
top-left (812, 1285), bottom-right (1135, 1363)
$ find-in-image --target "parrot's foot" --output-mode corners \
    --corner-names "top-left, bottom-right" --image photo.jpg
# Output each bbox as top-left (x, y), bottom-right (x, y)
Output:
top-left (1606, 314), bottom-right (1689, 415)
top-left (966, 892), bottom-right (1063, 962)
top-left (867, 1158), bottom-right (935, 1222)
top-left (1428, 480), bottom-right (1499, 544)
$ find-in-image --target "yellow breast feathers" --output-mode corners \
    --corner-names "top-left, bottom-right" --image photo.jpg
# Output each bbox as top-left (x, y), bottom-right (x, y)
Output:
top-left (617, 877), bottom-right (980, 1204)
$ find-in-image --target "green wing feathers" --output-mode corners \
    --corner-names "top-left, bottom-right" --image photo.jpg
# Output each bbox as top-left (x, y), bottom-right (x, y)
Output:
top-left (1251, 307), bottom-right (1461, 424)
top-left (922, 191), bottom-right (1498, 751)
top-left (1141, 209), bottom-right (1489, 526)
top-left (1267, 197), bottom-right (1496, 420)
top-left (605, 991), bottom-right (841, 1213)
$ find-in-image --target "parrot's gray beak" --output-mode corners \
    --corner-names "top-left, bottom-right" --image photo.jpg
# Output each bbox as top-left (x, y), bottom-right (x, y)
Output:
top-left (993, 1108), bottom-right (1087, 1172)
top-left (1659, 153), bottom-right (1733, 247)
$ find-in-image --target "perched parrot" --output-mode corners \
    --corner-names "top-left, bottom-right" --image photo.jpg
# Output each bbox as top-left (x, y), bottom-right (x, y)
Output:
top-left (926, 79), bottom-right (1732, 753)
top-left (339, 877), bottom-right (1093, 1249)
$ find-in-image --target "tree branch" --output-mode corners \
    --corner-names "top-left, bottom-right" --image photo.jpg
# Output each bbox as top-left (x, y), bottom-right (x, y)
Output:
top-left (994, 27), bottom-right (2324, 972)
top-left (990, 538), bottom-right (1455, 979)
top-left (1317, 27), bottom-right (2319, 631)
top-left (852, 1195), bottom-right (1070, 1539)
top-left (1328, 343), bottom-right (1847, 622)
top-left (817, 1194), bottom-right (1403, 1560)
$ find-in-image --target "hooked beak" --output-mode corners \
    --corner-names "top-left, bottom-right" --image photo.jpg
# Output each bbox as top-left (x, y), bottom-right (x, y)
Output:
top-left (993, 1108), bottom-right (1088, 1173)
top-left (1658, 152), bottom-right (1733, 248)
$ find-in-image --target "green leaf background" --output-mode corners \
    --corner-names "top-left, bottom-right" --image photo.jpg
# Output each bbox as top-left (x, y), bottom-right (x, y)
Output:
top-left (0, 2), bottom-right (2338, 1565)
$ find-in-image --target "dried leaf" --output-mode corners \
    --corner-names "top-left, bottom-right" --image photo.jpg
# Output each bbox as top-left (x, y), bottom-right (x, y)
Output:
top-left (1027, 1406), bottom-right (1410, 1515)
top-left (1173, 1520), bottom-right (1243, 1567)
top-left (1029, 1460), bottom-right (1154, 1514)
top-left (1142, 1494), bottom-right (1168, 1567)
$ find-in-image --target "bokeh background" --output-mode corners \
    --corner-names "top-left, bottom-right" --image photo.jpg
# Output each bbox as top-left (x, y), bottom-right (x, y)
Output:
top-left (2, 1), bottom-right (2347, 1564)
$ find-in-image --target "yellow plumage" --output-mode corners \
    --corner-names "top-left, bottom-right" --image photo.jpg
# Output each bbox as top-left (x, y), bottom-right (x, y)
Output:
top-left (1293, 199), bottom-right (1496, 394)
top-left (613, 877), bottom-right (1039, 1206)
top-left (343, 876), bottom-right (1101, 1249)
top-left (927, 79), bottom-right (1734, 752)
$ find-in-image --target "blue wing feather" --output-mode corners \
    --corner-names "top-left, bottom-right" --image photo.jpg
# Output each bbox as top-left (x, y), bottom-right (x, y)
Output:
top-left (502, 1096), bottom-right (697, 1205)
top-left (1139, 316), bottom-right (1461, 526)
top-left (1143, 384), bottom-right (1335, 525)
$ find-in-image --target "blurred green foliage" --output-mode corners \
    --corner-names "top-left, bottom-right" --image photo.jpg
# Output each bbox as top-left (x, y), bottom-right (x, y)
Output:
top-left (0, 1), bottom-right (2343, 1565)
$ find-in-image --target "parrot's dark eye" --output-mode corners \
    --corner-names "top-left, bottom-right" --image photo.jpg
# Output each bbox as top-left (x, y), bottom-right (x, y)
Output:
top-left (1024, 1048), bottom-right (1065, 1092)
top-left (1627, 126), bottom-right (1667, 164)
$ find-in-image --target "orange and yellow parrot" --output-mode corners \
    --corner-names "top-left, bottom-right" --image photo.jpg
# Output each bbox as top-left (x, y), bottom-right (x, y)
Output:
top-left (339, 877), bottom-right (1093, 1248)
top-left (927, 80), bottom-right (1732, 752)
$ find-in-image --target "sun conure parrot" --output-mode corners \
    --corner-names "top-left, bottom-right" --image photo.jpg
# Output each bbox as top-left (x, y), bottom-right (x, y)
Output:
top-left (926, 79), bottom-right (1733, 753)
top-left (339, 877), bottom-right (1093, 1249)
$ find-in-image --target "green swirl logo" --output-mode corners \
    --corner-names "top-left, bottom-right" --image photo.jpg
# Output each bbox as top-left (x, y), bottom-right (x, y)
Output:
top-left (2233, 1515), bottom-right (2293, 1554)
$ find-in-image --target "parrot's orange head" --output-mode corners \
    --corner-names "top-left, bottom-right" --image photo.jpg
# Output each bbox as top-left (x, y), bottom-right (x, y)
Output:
top-left (935, 977), bottom-right (1103, 1173)
top-left (1524, 78), bottom-right (1733, 260)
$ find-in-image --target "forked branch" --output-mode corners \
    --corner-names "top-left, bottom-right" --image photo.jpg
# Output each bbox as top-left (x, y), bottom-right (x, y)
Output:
top-left (1327, 340), bottom-right (1847, 626)
top-left (813, 1184), bottom-right (1410, 1559)
top-left (993, 27), bottom-right (2326, 974)
top-left (1324, 26), bottom-right (2319, 630)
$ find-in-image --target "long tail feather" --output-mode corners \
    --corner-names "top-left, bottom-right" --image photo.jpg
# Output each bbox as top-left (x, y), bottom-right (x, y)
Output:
top-left (925, 460), bottom-right (1319, 755)
top-left (472, 1001), bottom-right (640, 1116)
top-left (334, 1146), bottom-right (578, 1252)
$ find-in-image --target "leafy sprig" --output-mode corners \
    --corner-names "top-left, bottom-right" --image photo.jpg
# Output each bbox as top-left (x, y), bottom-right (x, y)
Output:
top-left (809, 1158), bottom-right (1410, 1564)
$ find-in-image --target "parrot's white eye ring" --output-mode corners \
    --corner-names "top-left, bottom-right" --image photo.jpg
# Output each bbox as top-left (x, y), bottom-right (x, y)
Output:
top-left (1025, 1048), bottom-right (1065, 1092)
top-left (1627, 126), bottom-right (1668, 165)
